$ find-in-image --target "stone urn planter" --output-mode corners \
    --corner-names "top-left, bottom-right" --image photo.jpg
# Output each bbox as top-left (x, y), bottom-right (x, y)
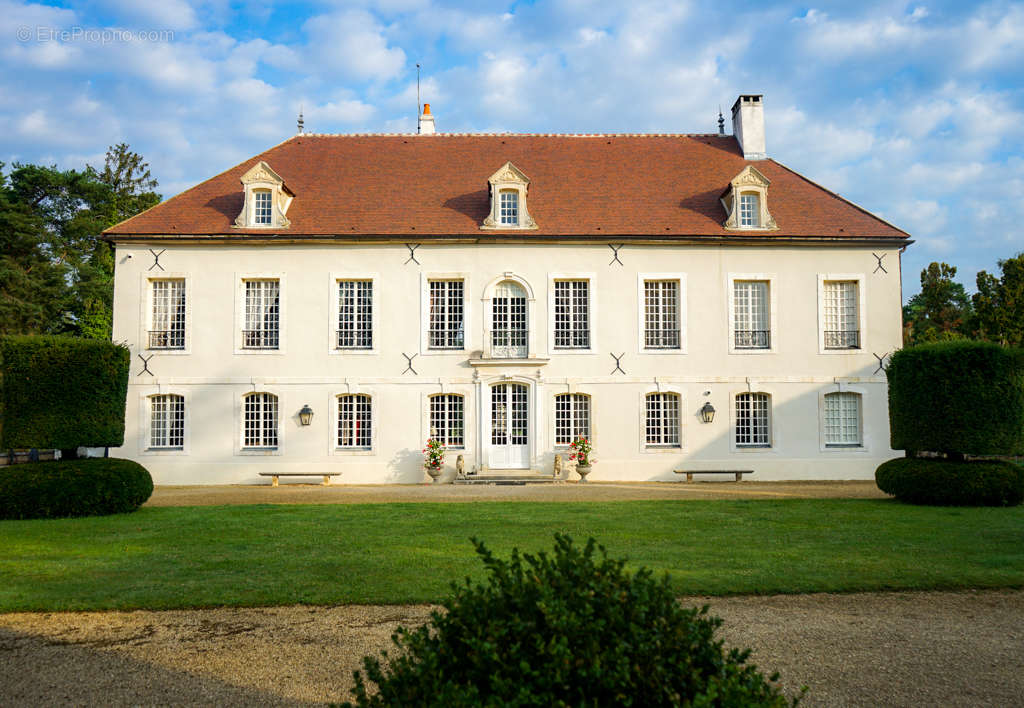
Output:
top-left (576, 464), bottom-right (592, 483)
top-left (425, 465), bottom-right (443, 483)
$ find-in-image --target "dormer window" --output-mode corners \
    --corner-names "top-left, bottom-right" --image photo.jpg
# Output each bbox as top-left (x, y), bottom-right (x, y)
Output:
top-left (234, 160), bottom-right (293, 229)
top-left (722, 165), bottom-right (777, 231)
top-left (482, 162), bottom-right (537, 230)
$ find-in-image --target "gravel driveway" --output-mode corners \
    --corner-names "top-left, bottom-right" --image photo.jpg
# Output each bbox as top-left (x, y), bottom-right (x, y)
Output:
top-left (2, 590), bottom-right (1021, 707)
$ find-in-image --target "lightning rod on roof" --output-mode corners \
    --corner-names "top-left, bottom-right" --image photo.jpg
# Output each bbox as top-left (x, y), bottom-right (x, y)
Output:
top-left (718, 106), bottom-right (725, 135)
top-left (416, 63), bottom-right (421, 134)
top-left (297, 104), bottom-right (304, 134)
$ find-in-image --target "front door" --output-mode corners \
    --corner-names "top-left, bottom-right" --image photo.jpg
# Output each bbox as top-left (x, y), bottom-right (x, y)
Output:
top-left (489, 383), bottom-right (529, 469)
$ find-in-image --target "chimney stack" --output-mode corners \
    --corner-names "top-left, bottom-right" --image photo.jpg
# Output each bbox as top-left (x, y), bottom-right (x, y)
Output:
top-left (418, 103), bottom-right (435, 135)
top-left (731, 94), bottom-right (766, 160)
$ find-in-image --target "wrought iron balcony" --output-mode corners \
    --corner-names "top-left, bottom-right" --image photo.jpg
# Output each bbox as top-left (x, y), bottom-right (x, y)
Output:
top-left (241, 329), bottom-right (280, 349)
top-left (824, 330), bottom-right (860, 349)
top-left (148, 330), bottom-right (185, 349)
top-left (734, 329), bottom-right (771, 349)
top-left (336, 330), bottom-right (373, 349)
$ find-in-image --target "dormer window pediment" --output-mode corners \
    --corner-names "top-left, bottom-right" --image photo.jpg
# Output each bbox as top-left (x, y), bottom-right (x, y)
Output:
top-left (482, 161), bottom-right (538, 230)
top-left (234, 161), bottom-right (293, 229)
top-left (721, 165), bottom-right (777, 231)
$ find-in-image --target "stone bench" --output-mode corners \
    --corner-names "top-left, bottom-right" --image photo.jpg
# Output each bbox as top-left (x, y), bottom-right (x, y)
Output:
top-left (673, 470), bottom-right (753, 483)
top-left (258, 473), bottom-right (340, 487)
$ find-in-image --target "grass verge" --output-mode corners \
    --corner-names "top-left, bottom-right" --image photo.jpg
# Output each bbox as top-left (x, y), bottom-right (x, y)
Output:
top-left (1, 499), bottom-right (1022, 612)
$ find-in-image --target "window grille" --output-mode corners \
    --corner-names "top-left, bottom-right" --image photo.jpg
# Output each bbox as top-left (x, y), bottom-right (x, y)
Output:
top-left (254, 190), bottom-right (272, 225)
top-left (338, 394), bottom-right (372, 449)
top-left (554, 280), bottom-right (590, 349)
top-left (428, 280), bottom-right (464, 349)
top-left (554, 394), bottom-right (590, 445)
top-left (243, 279), bottom-right (280, 349)
top-left (644, 280), bottom-right (680, 349)
top-left (149, 279), bottom-right (186, 349)
top-left (733, 280), bottom-right (770, 349)
top-left (430, 394), bottom-right (465, 448)
top-left (824, 392), bottom-right (861, 446)
top-left (645, 393), bottom-right (680, 447)
top-left (492, 281), bottom-right (528, 358)
top-left (337, 280), bottom-right (373, 349)
top-left (735, 393), bottom-right (770, 447)
top-left (499, 191), bottom-right (519, 225)
top-left (150, 394), bottom-right (184, 449)
top-left (823, 281), bottom-right (860, 349)
top-left (243, 392), bottom-right (278, 448)
top-left (739, 193), bottom-right (758, 227)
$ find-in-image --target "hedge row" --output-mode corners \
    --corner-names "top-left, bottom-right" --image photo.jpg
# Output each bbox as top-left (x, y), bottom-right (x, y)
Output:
top-left (875, 457), bottom-right (1024, 507)
top-left (887, 341), bottom-right (1024, 456)
top-left (0, 458), bottom-right (153, 519)
top-left (1, 335), bottom-right (130, 450)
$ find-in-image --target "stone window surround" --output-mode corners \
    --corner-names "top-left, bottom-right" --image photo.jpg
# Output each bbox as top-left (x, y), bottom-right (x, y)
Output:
top-left (721, 165), bottom-right (777, 232)
top-left (234, 161), bottom-right (293, 230)
top-left (816, 273), bottom-right (868, 355)
top-left (818, 384), bottom-right (870, 453)
top-left (138, 386), bottom-right (190, 456)
top-left (235, 387), bottom-right (284, 456)
top-left (638, 386), bottom-right (687, 454)
top-left (728, 386), bottom-right (780, 454)
top-left (327, 385), bottom-right (378, 456)
top-left (327, 272), bottom-right (380, 356)
top-left (481, 161), bottom-right (538, 230)
top-left (234, 272), bottom-right (287, 356)
top-left (727, 272), bottom-right (779, 355)
top-left (547, 273), bottom-right (597, 355)
top-left (636, 273), bottom-right (687, 355)
top-left (139, 271), bottom-right (192, 356)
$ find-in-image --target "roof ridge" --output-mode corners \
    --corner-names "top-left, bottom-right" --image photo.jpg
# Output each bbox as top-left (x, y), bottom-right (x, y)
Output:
top-left (294, 132), bottom-right (730, 138)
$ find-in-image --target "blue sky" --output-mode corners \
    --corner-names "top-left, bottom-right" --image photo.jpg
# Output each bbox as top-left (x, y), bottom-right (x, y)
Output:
top-left (2, 1), bottom-right (1022, 298)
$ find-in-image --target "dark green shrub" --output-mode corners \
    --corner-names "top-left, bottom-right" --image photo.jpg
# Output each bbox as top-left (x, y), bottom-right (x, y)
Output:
top-left (876, 457), bottom-right (1024, 506)
top-left (342, 535), bottom-right (797, 707)
top-left (887, 341), bottom-right (1024, 456)
top-left (0, 458), bottom-right (153, 519)
top-left (1, 335), bottom-right (130, 450)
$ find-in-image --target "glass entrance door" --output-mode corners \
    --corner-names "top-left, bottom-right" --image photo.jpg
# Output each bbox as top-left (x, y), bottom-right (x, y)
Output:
top-left (489, 383), bottom-right (529, 469)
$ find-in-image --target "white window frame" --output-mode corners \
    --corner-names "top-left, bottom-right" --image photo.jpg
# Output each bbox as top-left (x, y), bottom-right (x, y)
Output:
top-left (729, 389), bottom-right (777, 453)
top-left (335, 393), bottom-right (374, 451)
top-left (253, 189), bottom-right (273, 225)
top-left (553, 392), bottom-right (592, 448)
top-left (137, 387), bottom-right (190, 456)
top-left (637, 273), bottom-right (687, 354)
top-left (420, 272), bottom-right (471, 355)
top-left (639, 389), bottom-right (685, 453)
top-left (481, 273), bottom-right (538, 359)
top-left (819, 386), bottom-right (869, 452)
top-left (427, 392), bottom-right (467, 450)
top-left (328, 272), bottom-right (379, 356)
top-left (548, 273), bottom-right (597, 355)
top-left (499, 190), bottom-right (519, 226)
top-left (739, 193), bottom-right (759, 227)
top-left (234, 273), bottom-right (286, 355)
top-left (727, 273), bottom-right (778, 354)
top-left (817, 274), bottom-right (868, 355)
top-left (235, 388), bottom-right (283, 456)
top-left (139, 272), bottom-right (192, 355)
top-left (420, 385), bottom-right (475, 460)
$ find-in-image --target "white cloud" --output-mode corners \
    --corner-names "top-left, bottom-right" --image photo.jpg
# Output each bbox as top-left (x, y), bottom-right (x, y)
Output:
top-left (302, 10), bottom-right (406, 82)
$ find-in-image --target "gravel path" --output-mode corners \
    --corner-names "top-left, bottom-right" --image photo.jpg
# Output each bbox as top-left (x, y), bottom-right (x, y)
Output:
top-left (2, 590), bottom-right (1021, 707)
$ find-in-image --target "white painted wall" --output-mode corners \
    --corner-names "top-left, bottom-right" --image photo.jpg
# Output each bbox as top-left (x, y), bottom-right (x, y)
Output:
top-left (111, 241), bottom-right (904, 484)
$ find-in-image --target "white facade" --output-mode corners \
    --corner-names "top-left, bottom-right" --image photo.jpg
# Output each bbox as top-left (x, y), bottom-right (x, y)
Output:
top-left (111, 241), bottom-right (904, 484)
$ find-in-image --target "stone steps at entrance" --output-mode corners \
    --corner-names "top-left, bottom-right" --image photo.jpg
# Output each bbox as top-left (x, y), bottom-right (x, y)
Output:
top-left (454, 472), bottom-right (558, 486)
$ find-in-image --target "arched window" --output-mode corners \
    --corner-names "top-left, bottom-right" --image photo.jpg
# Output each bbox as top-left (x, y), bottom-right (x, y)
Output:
top-left (554, 393), bottom-right (590, 446)
top-left (492, 280), bottom-right (528, 358)
top-left (824, 392), bottom-right (862, 446)
top-left (735, 392), bottom-right (770, 447)
top-left (149, 394), bottom-right (184, 449)
top-left (338, 394), bottom-right (372, 449)
top-left (243, 392), bottom-right (278, 448)
top-left (430, 394), bottom-right (465, 448)
top-left (645, 393), bottom-right (680, 447)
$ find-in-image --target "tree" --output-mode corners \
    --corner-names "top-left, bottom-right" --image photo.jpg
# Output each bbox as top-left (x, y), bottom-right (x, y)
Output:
top-left (973, 254), bottom-right (1024, 347)
top-left (902, 262), bottom-right (972, 345)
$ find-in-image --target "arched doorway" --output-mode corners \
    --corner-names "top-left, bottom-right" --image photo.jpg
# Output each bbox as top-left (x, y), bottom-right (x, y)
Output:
top-left (489, 382), bottom-right (529, 468)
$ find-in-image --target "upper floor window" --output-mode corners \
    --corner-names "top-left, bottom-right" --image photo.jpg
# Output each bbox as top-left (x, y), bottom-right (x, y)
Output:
top-left (482, 162), bottom-right (537, 230)
top-left (554, 393), bottom-right (590, 446)
top-left (243, 392), bottom-right (278, 448)
top-left (428, 279), bottom-right (465, 350)
top-left (234, 161), bottom-right (293, 229)
top-left (554, 280), bottom-right (590, 349)
top-left (338, 394), bottom-right (372, 449)
top-left (337, 280), bottom-right (373, 349)
top-left (739, 193), bottom-right (759, 227)
top-left (149, 278), bottom-right (185, 350)
top-left (735, 392), bottom-right (770, 447)
top-left (643, 280), bottom-right (680, 349)
top-left (824, 392), bottom-right (862, 447)
top-left (733, 280), bottom-right (770, 349)
top-left (645, 393), bottom-right (680, 448)
top-left (492, 280), bottom-right (528, 358)
top-left (149, 394), bottom-right (184, 449)
top-left (722, 165), bottom-right (776, 231)
top-left (500, 191), bottom-right (519, 225)
top-left (253, 190), bottom-right (272, 225)
top-left (243, 279), bottom-right (280, 350)
top-left (430, 394), bottom-right (465, 449)
top-left (823, 280), bottom-right (860, 349)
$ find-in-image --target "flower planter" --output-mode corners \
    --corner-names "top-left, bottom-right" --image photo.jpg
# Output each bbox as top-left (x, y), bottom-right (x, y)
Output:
top-left (576, 464), bottom-right (592, 483)
top-left (425, 465), bottom-right (442, 483)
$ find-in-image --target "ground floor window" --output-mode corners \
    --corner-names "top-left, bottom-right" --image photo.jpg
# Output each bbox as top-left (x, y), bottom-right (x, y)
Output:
top-left (338, 394), bottom-right (372, 449)
top-left (824, 392), bottom-right (862, 446)
top-left (430, 394), bottom-right (465, 448)
top-left (554, 393), bottom-right (590, 445)
top-left (149, 394), bottom-right (184, 449)
top-left (243, 392), bottom-right (278, 448)
top-left (645, 393), bottom-right (680, 447)
top-left (735, 392), bottom-right (770, 447)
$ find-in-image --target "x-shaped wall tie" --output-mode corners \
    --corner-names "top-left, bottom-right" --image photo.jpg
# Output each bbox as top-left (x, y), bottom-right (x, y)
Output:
top-left (402, 352), bottom-right (418, 375)
top-left (873, 351), bottom-right (889, 375)
top-left (872, 252), bottom-right (888, 274)
top-left (610, 352), bottom-right (626, 375)
top-left (148, 249), bottom-right (166, 271)
top-left (137, 353), bottom-right (155, 377)
top-left (608, 244), bottom-right (624, 266)
top-left (405, 243), bottom-right (421, 265)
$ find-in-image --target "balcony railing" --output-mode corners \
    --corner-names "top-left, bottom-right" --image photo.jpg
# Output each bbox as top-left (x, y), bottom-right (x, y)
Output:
top-left (242, 329), bottom-right (280, 350)
top-left (148, 330), bottom-right (185, 349)
top-left (336, 330), bottom-right (373, 349)
top-left (734, 329), bottom-right (771, 349)
top-left (491, 328), bottom-right (528, 358)
top-left (824, 330), bottom-right (860, 349)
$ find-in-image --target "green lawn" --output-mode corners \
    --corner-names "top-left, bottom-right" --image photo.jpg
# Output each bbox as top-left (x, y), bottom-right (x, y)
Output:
top-left (1, 499), bottom-right (1022, 612)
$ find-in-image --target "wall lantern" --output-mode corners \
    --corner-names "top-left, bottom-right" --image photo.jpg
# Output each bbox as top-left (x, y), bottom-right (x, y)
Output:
top-left (699, 401), bottom-right (716, 424)
top-left (298, 404), bottom-right (314, 426)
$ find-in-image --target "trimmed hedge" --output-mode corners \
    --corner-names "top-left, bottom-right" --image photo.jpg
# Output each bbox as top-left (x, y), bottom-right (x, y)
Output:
top-left (0, 458), bottom-right (153, 519)
top-left (342, 535), bottom-right (796, 707)
top-left (887, 341), bottom-right (1024, 456)
top-left (876, 457), bottom-right (1024, 507)
top-left (1, 335), bottom-right (130, 449)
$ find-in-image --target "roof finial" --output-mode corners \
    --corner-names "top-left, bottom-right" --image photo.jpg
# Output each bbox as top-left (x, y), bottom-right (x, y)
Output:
top-left (297, 105), bottom-right (304, 134)
top-left (718, 105), bottom-right (725, 135)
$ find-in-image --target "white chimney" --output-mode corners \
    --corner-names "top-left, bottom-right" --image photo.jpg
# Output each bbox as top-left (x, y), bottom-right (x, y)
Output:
top-left (731, 94), bottom-right (766, 160)
top-left (418, 103), bottom-right (435, 135)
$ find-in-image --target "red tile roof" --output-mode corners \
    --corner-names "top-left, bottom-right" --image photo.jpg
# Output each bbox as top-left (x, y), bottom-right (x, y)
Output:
top-left (104, 134), bottom-right (909, 240)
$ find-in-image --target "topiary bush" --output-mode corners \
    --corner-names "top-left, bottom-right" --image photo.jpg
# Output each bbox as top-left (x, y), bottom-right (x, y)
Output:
top-left (886, 341), bottom-right (1024, 456)
top-left (0, 458), bottom-right (153, 520)
top-left (342, 534), bottom-right (797, 708)
top-left (876, 457), bottom-right (1024, 506)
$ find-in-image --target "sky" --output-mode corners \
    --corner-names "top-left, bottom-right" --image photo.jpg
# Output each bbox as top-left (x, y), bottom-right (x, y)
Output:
top-left (2, 0), bottom-right (1022, 298)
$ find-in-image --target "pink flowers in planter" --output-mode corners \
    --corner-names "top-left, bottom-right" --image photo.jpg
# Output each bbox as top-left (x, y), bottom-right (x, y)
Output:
top-left (568, 435), bottom-right (594, 466)
top-left (424, 437), bottom-right (446, 471)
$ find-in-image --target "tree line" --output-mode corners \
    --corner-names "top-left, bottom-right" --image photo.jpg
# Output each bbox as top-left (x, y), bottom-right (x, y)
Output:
top-left (904, 257), bottom-right (1024, 346)
top-left (0, 144), bottom-right (160, 339)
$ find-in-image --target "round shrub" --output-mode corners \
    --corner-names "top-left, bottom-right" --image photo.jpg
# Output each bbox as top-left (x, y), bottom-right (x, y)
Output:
top-left (342, 535), bottom-right (797, 707)
top-left (876, 457), bottom-right (1024, 506)
top-left (0, 458), bottom-right (153, 520)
